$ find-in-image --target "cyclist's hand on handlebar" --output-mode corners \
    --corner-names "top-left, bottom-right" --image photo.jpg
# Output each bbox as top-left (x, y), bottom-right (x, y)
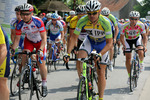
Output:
top-left (95, 53), bottom-right (102, 62)
top-left (37, 49), bottom-right (43, 57)
top-left (63, 54), bottom-right (70, 63)
top-left (144, 46), bottom-right (147, 52)
top-left (10, 46), bottom-right (15, 57)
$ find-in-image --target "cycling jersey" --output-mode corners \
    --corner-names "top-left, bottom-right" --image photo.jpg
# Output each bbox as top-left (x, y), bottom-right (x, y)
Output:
top-left (108, 14), bottom-right (118, 27)
top-left (60, 20), bottom-right (66, 27)
top-left (46, 20), bottom-right (63, 41)
top-left (16, 16), bottom-right (46, 43)
top-left (121, 21), bottom-right (146, 40)
top-left (0, 26), bottom-right (10, 78)
top-left (74, 14), bottom-right (112, 43)
top-left (10, 18), bottom-right (25, 48)
top-left (46, 20), bottom-right (63, 35)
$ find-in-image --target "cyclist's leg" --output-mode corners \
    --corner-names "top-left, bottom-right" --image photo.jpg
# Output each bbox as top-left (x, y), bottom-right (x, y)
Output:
top-left (124, 39), bottom-right (132, 76)
top-left (35, 42), bottom-right (47, 96)
top-left (76, 37), bottom-right (90, 78)
top-left (0, 77), bottom-right (9, 100)
top-left (21, 38), bottom-right (34, 67)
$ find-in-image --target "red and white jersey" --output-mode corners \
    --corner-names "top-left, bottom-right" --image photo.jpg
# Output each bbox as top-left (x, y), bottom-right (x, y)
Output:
top-left (16, 16), bottom-right (46, 43)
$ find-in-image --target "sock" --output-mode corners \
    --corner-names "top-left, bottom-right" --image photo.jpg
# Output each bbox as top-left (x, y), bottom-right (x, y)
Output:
top-left (99, 98), bottom-right (103, 100)
top-left (140, 60), bottom-right (143, 64)
top-left (128, 73), bottom-right (130, 77)
top-left (42, 79), bottom-right (47, 86)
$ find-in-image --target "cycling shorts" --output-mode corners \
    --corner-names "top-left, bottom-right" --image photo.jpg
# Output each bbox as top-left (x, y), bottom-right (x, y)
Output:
top-left (79, 36), bottom-right (109, 64)
top-left (125, 35), bottom-right (142, 53)
top-left (0, 51), bottom-right (10, 78)
top-left (24, 38), bottom-right (47, 60)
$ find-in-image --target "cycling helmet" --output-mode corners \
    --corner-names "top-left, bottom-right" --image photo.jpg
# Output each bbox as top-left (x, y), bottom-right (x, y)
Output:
top-left (51, 13), bottom-right (59, 19)
top-left (140, 18), bottom-right (146, 23)
top-left (58, 15), bottom-right (62, 20)
top-left (65, 13), bottom-right (68, 16)
top-left (101, 7), bottom-right (110, 16)
top-left (46, 13), bottom-right (52, 18)
top-left (85, 0), bottom-right (101, 12)
top-left (129, 11), bottom-right (140, 18)
top-left (20, 3), bottom-right (34, 12)
top-left (76, 5), bottom-right (86, 14)
top-left (14, 5), bottom-right (21, 11)
top-left (69, 11), bottom-right (76, 15)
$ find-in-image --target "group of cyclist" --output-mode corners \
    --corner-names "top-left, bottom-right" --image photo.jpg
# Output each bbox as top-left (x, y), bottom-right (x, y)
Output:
top-left (0, 0), bottom-right (149, 99)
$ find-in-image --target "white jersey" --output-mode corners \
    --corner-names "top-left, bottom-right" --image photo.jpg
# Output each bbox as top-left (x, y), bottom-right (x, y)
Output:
top-left (15, 16), bottom-right (46, 43)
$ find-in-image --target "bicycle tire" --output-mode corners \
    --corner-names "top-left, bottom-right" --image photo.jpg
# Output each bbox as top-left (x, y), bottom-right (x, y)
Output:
top-left (77, 77), bottom-right (88, 100)
top-left (19, 66), bottom-right (32, 100)
top-left (66, 62), bottom-right (70, 70)
top-left (134, 55), bottom-right (140, 87)
top-left (130, 60), bottom-right (136, 92)
top-left (10, 56), bottom-right (20, 96)
top-left (91, 69), bottom-right (99, 99)
top-left (113, 44), bottom-right (117, 67)
top-left (47, 50), bottom-right (51, 73)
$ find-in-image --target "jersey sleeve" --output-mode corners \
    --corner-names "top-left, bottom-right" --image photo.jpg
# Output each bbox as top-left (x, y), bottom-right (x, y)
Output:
top-left (66, 16), bottom-right (71, 23)
top-left (109, 14), bottom-right (118, 27)
top-left (38, 19), bottom-right (46, 33)
top-left (101, 16), bottom-right (112, 39)
top-left (74, 16), bottom-right (88, 35)
top-left (10, 18), bottom-right (16, 29)
top-left (57, 21), bottom-right (64, 31)
top-left (140, 22), bottom-right (146, 34)
top-left (0, 27), bottom-right (6, 44)
top-left (70, 16), bottom-right (78, 29)
top-left (15, 21), bottom-right (23, 35)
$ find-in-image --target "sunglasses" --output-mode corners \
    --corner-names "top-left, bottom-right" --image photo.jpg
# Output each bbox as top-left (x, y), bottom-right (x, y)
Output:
top-left (52, 19), bottom-right (57, 21)
top-left (87, 11), bottom-right (98, 15)
top-left (21, 13), bottom-right (31, 16)
top-left (130, 17), bottom-right (138, 20)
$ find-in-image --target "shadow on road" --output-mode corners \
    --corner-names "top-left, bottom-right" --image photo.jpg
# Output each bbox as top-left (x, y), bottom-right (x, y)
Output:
top-left (48, 85), bottom-right (77, 94)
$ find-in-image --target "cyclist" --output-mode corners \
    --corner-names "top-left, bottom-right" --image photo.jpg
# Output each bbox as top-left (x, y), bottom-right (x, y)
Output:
top-left (0, 26), bottom-right (10, 100)
top-left (64, 0), bottom-right (112, 99)
top-left (10, 5), bottom-right (22, 43)
top-left (44, 13), bottom-right (52, 26)
top-left (11, 3), bottom-right (48, 97)
top-left (66, 10), bottom-right (76, 48)
top-left (120, 11), bottom-right (147, 84)
top-left (101, 7), bottom-right (119, 71)
top-left (58, 15), bottom-right (67, 52)
top-left (46, 13), bottom-right (64, 58)
top-left (115, 17), bottom-right (122, 55)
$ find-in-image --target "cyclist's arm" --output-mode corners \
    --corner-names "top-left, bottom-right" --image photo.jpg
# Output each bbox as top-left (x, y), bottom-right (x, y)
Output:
top-left (114, 25), bottom-right (119, 40)
top-left (60, 30), bottom-right (64, 40)
top-left (11, 29), bottom-right (15, 43)
top-left (67, 33), bottom-right (79, 54)
top-left (0, 44), bottom-right (7, 66)
top-left (120, 34), bottom-right (125, 47)
top-left (142, 33), bottom-right (147, 48)
top-left (12, 35), bottom-right (21, 50)
top-left (40, 31), bottom-right (47, 50)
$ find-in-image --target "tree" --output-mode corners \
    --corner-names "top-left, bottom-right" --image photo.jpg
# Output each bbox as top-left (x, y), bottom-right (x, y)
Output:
top-left (134, 0), bottom-right (150, 17)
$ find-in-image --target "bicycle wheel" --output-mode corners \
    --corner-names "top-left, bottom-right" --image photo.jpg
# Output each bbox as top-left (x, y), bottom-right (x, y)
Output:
top-left (77, 77), bottom-right (88, 100)
top-left (91, 69), bottom-right (99, 99)
top-left (113, 44), bottom-right (117, 67)
top-left (19, 66), bottom-right (32, 100)
top-left (10, 57), bottom-right (20, 96)
top-left (130, 60), bottom-right (136, 92)
top-left (47, 50), bottom-right (51, 73)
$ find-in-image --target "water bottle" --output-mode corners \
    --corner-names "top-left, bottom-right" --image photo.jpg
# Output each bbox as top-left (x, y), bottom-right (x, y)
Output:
top-left (32, 68), bottom-right (37, 79)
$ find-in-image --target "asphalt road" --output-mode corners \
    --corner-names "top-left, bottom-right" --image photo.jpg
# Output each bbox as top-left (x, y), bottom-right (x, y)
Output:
top-left (8, 41), bottom-right (150, 100)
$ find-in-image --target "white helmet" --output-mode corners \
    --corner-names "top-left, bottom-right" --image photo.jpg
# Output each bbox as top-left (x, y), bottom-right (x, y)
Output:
top-left (46, 13), bottom-right (52, 18)
top-left (76, 5), bottom-right (86, 14)
top-left (85, 0), bottom-right (101, 12)
top-left (69, 11), bottom-right (75, 15)
top-left (101, 7), bottom-right (110, 16)
top-left (129, 11), bottom-right (140, 18)
top-left (20, 3), bottom-right (34, 12)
